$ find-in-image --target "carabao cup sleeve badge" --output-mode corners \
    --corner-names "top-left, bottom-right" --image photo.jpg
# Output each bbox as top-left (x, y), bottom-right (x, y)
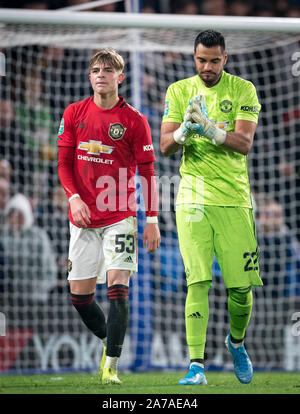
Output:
top-left (58, 118), bottom-right (64, 135)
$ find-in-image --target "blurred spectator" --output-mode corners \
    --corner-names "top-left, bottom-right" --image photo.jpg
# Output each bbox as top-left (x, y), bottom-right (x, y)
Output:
top-left (14, 70), bottom-right (57, 204)
top-left (23, 0), bottom-right (49, 9)
top-left (244, 195), bottom-right (300, 365)
top-left (64, 0), bottom-right (89, 6)
top-left (256, 197), bottom-right (300, 298)
top-left (16, 71), bottom-right (56, 156)
top-left (141, 0), bottom-right (163, 13)
top-left (278, 154), bottom-right (300, 236)
top-left (141, 0), bottom-right (156, 13)
top-left (201, 0), bottom-right (227, 15)
top-left (253, 1), bottom-right (277, 16)
top-left (0, 193), bottom-right (58, 307)
top-left (36, 184), bottom-right (70, 293)
top-left (141, 5), bottom-right (156, 13)
top-left (0, 99), bottom-right (34, 193)
top-left (154, 232), bottom-right (186, 364)
top-left (276, 0), bottom-right (289, 16)
top-left (0, 177), bottom-right (10, 229)
top-left (0, 240), bottom-right (4, 295)
top-left (1, 0), bottom-right (48, 6)
top-left (170, 0), bottom-right (200, 14)
top-left (40, 45), bottom-right (89, 111)
top-left (227, 0), bottom-right (254, 16)
top-left (285, 4), bottom-right (300, 16)
top-left (2, 0), bottom-right (298, 16)
top-left (0, 159), bottom-right (12, 183)
top-left (94, 2), bottom-right (118, 12)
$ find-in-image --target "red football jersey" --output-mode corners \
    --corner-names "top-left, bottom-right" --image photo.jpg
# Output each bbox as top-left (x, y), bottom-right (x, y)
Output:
top-left (57, 96), bottom-right (156, 227)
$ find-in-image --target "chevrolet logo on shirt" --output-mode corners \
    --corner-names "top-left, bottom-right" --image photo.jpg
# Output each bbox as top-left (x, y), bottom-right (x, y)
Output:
top-left (78, 140), bottom-right (114, 155)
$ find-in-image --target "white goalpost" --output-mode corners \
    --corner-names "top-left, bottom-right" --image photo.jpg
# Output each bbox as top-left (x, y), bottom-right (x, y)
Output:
top-left (0, 9), bottom-right (300, 373)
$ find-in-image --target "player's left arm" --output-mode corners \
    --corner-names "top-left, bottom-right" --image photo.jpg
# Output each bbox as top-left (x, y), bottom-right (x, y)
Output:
top-left (223, 81), bottom-right (260, 155)
top-left (132, 115), bottom-right (160, 253)
top-left (138, 162), bottom-right (161, 254)
top-left (223, 119), bottom-right (257, 155)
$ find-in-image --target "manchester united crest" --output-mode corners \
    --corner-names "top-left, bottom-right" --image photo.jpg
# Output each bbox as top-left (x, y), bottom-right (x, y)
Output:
top-left (108, 123), bottom-right (126, 140)
top-left (220, 100), bottom-right (233, 113)
top-left (67, 259), bottom-right (72, 273)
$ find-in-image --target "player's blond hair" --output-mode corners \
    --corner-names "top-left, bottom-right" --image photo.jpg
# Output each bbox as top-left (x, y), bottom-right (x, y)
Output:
top-left (89, 48), bottom-right (125, 73)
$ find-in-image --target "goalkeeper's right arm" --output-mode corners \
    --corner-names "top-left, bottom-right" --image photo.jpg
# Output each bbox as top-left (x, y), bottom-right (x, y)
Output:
top-left (160, 121), bottom-right (185, 157)
top-left (160, 98), bottom-right (195, 156)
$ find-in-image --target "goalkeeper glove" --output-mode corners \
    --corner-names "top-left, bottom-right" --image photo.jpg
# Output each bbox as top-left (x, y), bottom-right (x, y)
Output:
top-left (190, 95), bottom-right (227, 146)
top-left (173, 121), bottom-right (193, 145)
top-left (173, 97), bottom-right (197, 145)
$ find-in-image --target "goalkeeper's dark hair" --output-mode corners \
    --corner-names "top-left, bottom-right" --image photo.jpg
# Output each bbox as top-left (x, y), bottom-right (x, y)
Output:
top-left (194, 30), bottom-right (226, 53)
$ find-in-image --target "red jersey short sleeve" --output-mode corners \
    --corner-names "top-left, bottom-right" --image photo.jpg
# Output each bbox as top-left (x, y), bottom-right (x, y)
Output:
top-left (57, 96), bottom-right (157, 228)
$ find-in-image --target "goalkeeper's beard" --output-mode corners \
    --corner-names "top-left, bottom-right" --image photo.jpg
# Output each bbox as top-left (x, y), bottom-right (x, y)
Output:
top-left (198, 70), bottom-right (222, 87)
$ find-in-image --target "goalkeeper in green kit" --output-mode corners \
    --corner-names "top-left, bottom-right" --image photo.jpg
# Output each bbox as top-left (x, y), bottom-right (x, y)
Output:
top-left (160, 30), bottom-right (262, 385)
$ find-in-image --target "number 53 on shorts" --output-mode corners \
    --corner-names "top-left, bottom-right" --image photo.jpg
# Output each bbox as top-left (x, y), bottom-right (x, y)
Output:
top-left (68, 216), bottom-right (138, 284)
top-left (115, 234), bottom-right (135, 254)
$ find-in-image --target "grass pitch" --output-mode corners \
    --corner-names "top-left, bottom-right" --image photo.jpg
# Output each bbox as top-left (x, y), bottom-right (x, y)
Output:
top-left (0, 371), bottom-right (299, 394)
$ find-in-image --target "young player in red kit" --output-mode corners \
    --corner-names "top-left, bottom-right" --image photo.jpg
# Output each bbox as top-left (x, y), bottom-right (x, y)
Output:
top-left (57, 48), bottom-right (160, 385)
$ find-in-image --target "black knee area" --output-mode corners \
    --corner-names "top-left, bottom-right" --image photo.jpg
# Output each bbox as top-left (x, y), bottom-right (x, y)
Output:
top-left (70, 292), bottom-right (106, 340)
top-left (228, 286), bottom-right (251, 305)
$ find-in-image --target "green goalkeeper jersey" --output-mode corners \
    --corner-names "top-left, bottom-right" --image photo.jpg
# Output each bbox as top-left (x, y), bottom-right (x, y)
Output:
top-left (162, 70), bottom-right (261, 208)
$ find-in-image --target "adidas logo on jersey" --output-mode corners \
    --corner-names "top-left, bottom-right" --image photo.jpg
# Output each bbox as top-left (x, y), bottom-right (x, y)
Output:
top-left (78, 121), bottom-right (86, 129)
top-left (124, 256), bottom-right (133, 263)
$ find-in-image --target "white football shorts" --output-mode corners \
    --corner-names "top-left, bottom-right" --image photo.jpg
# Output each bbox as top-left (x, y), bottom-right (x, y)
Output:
top-left (67, 216), bottom-right (138, 284)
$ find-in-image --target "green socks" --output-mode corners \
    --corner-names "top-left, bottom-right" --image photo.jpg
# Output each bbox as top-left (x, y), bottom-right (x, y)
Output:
top-left (185, 281), bottom-right (211, 360)
top-left (185, 283), bottom-right (253, 362)
top-left (228, 286), bottom-right (253, 342)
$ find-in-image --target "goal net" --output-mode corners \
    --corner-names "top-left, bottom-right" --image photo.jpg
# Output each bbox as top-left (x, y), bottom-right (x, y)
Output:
top-left (0, 10), bottom-right (300, 373)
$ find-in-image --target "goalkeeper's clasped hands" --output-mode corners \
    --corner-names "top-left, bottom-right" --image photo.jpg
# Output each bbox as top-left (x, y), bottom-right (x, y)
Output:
top-left (173, 95), bottom-right (227, 146)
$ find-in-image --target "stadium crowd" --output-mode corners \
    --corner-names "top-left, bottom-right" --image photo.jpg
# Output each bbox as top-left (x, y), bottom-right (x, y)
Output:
top-left (0, 0), bottom-right (300, 17)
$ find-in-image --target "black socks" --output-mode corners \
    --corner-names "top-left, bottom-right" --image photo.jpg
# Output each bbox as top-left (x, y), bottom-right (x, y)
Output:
top-left (107, 284), bottom-right (129, 358)
top-left (71, 293), bottom-right (107, 340)
top-left (70, 284), bottom-right (129, 358)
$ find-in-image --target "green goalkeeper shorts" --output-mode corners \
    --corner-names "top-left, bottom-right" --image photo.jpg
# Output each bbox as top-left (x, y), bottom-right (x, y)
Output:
top-left (176, 205), bottom-right (263, 288)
